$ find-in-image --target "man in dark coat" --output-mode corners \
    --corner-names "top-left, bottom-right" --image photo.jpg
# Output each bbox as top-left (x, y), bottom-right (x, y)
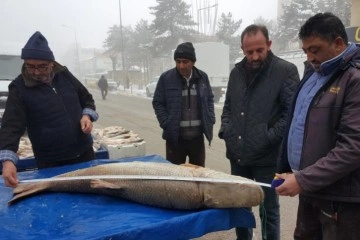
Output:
top-left (276, 12), bottom-right (360, 240)
top-left (152, 42), bottom-right (215, 167)
top-left (0, 31), bottom-right (98, 187)
top-left (219, 25), bottom-right (299, 240)
top-left (97, 75), bottom-right (108, 100)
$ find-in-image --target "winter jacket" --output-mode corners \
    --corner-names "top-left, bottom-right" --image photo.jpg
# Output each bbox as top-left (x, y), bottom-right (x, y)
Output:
top-left (98, 76), bottom-right (108, 90)
top-left (278, 45), bottom-right (360, 202)
top-left (152, 66), bottom-right (215, 145)
top-left (0, 62), bottom-right (97, 164)
top-left (219, 51), bottom-right (299, 166)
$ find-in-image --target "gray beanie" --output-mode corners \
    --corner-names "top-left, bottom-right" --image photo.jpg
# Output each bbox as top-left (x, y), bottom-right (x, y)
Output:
top-left (174, 42), bottom-right (196, 62)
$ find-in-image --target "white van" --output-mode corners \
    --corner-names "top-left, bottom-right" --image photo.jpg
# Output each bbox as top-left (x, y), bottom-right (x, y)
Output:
top-left (0, 54), bottom-right (23, 124)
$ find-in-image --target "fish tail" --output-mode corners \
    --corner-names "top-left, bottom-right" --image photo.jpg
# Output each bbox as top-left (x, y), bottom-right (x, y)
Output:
top-left (8, 183), bottom-right (48, 205)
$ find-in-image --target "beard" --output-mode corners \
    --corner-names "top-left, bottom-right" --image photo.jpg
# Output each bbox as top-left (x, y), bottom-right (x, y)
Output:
top-left (248, 61), bottom-right (263, 69)
top-left (245, 60), bottom-right (264, 71)
top-left (28, 73), bottom-right (52, 84)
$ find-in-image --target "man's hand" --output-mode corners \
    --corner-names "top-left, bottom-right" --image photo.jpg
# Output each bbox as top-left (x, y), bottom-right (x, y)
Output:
top-left (80, 115), bottom-right (93, 134)
top-left (2, 160), bottom-right (19, 187)
top-left (275, 173), bottom-right (302, 197)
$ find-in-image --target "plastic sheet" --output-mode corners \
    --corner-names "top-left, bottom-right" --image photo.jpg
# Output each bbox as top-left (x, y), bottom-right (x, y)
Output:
top-left (0, 155), bottom-right (255, 240)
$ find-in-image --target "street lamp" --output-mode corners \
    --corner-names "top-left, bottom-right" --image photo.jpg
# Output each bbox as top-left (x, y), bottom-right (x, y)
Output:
top-left (62, 24), bottom-right (82, 79)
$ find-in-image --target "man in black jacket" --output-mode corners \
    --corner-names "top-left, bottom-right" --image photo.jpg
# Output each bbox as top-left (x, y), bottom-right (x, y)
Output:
top-left (219, 25), bottom-right (299, 240)
top-left (0, 31), bottom-right (98, 187)
top-left (152, 42), bottom-right (215, 167)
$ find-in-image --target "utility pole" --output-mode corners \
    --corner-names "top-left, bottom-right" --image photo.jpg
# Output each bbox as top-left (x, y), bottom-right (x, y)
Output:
top-left (196, 0), bottom-right (218, 35)
top-left (62, 24), bottom-right (82, 80)
top-left (119, 0), bottom-right (128, 88)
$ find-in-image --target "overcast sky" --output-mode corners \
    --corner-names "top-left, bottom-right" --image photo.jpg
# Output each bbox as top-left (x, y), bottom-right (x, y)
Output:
top-left (0, 0), bottom-right (277, 59)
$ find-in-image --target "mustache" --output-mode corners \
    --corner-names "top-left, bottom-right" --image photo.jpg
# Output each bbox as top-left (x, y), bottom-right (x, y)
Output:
top-left (28, 74), bottom-right (52, 84)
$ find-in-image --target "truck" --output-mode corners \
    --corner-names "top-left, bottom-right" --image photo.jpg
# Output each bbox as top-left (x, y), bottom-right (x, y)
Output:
top-left (193, 42), bottom-right (230, 103)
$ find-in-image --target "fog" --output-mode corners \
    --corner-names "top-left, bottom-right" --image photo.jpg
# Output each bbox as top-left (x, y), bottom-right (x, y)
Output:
top-left (0, 0), bottom-right (276, 59)
top-left (1, 0), bottom-right (354, 86)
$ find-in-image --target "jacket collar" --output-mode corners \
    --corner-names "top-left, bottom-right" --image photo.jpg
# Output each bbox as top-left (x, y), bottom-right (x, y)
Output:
top-left (319, 43), bottom-right (358, 76)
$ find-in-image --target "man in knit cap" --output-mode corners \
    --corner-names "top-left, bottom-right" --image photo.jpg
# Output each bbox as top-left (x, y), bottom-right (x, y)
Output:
top-left (152, 42), bottom-right (215, 167)
top-left (0, 31), bottom-right (98, 187)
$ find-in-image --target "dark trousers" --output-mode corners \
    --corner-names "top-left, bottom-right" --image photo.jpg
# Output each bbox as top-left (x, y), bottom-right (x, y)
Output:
top-left (101, 88), bottom-right (108, 100)
top-left (230, 163), bottom-right (280, 240)
top-left (294, 196), bottom-right (360, 240)
top-left (37, 147), bottom-right (95, 169)
top-left (166, 135), bottom-right (205, 167)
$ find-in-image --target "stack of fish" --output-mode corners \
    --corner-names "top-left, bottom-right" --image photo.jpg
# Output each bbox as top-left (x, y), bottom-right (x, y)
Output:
top-left (93, 126), bottom-right (146, 159)
top-left (17, 136), bottom-right (34, 159)
top-left (92, 126), bottom-right (144, 149)
top-left (17, 126), bottom-right (145, 159)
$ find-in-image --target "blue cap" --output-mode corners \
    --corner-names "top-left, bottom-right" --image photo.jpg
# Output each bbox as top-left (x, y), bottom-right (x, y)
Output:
top-left (21, 31), bottom-right (55, 61)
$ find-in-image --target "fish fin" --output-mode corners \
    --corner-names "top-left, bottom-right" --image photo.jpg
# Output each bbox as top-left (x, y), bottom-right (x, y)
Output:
top-left (181, 163), bottom-right (202, 169)
top-left (8, 183), bottom-right (48, 205)
top-left (90, 179), bottom-right (124, 189)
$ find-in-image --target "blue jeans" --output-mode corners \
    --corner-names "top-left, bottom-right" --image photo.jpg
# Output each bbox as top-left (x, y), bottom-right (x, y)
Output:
top-left (230, 163), bottom-right (280, 240)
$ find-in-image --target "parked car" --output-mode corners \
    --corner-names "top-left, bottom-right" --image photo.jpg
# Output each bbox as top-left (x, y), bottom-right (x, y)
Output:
top-left (108, 80), bottom-right (118, 91)
top-left (145, 76), bottom-right (159, 97)
top-left (0, 54), bottom-right (22, 125)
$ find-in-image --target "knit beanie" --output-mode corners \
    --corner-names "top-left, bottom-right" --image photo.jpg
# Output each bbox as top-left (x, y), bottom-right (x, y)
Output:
top-left (21, 31), bottom-right (55, 61)
top-left (174, 42), bottom-right (196, 62)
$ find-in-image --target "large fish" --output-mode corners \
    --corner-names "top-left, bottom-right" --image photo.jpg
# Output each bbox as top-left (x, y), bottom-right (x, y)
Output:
top-left (9, 161), bottom-right (264, 209)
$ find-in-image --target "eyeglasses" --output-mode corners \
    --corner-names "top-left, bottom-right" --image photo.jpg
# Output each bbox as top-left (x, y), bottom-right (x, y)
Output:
top-left (25, 64), bottom-right (50, 73)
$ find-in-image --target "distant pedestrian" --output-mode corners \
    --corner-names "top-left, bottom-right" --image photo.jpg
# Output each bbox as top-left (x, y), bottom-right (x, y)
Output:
top-left (152, 42), bottom-right (215, 167)
top-left (98, 75), bottom-right (108, 100)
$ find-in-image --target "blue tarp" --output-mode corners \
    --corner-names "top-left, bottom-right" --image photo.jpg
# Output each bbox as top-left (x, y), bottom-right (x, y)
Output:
top-left (0, 155), bottom-right (255, 240)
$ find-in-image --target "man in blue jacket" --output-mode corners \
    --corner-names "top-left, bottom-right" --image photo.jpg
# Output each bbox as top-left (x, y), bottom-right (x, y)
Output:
top-left (219, 25), bottom-right (299, 240)
top-left (0, 31), bottom-right (98, 187)
top-left (276, 12), bottom-right (360, 240)
top-left (152, 42), bottom-right (215, 167)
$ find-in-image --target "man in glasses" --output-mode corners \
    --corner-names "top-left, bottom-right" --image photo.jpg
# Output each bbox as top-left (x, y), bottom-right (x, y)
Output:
top-left (0, 31), bottom-right (99, 187)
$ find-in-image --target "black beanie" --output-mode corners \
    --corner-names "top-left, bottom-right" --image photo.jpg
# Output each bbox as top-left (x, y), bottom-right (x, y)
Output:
top-left (21, 31), bottom-right (55, 61)
top-left (174, 42), bottom-right (196, 62)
